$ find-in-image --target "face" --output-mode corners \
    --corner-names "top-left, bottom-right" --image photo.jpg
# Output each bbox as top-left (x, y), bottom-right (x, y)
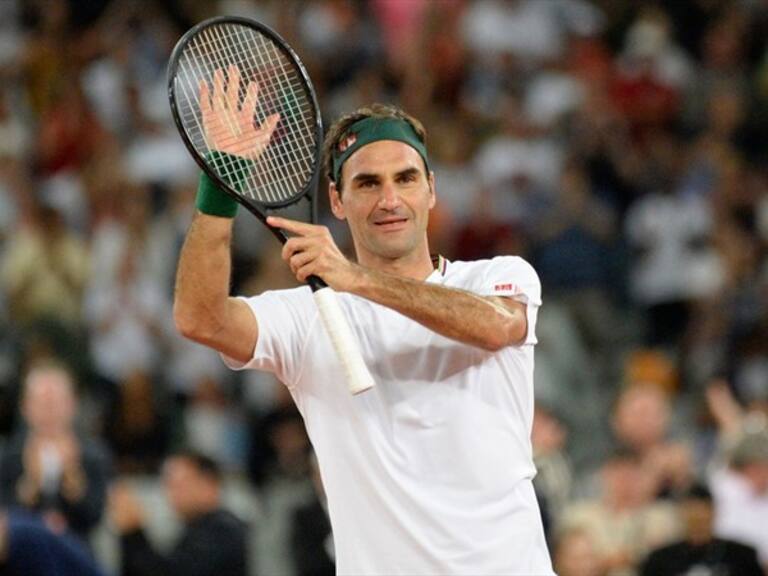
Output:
top-left (741, 462), bottom-right (768, 494)
top-left (163, 458), bottom-right (215, 519)
top-left (613, 386), bottom-right (669, 451)
top-left (330, 140), bottom-right (435, 266)
top-left (22, 368), bottom-right (76, 436)
top-left (602, 458), bottom-right (652, 507)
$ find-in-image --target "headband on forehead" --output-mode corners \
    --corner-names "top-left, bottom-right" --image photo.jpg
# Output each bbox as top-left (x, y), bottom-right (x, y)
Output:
top-left (331, 117), bottom-right (429, 184)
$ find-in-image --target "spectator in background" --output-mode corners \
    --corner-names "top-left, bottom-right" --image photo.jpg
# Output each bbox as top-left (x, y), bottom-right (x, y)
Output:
top-left (640, 483), bottom-right (763, 576)
top-left (611, 381), bottom-right (695, 499)
top-left (532, 159), bottom-right (618, 355)
top-left (623, 141), bottom-right (720, 347)
top-left (558, 449), bottom-right (680, 576)
top-left (554, 528), bottom-right (607, 576)
top-left (0, 198), bottom-right (89, 332)
top-left (532, 404), bottom-right (572, 540)
top-left (84, 186), bottom-right (171, 387)
top-left (109, 449), bottom-right (248, 576)
top-left (706, 381), bottom-right (768, 569)
top-left (249, 406), bottom-right (314, 576)
top-left (289, 454), bottom-right (335, 576)
top-left (84, 186), bottom-right (172, 473)
top-left (0, 508), bottom-right (106, 576)
top-left (0, 360), bottom-right (111, 541)
top-left (612, 8), bottom-right (692, 139)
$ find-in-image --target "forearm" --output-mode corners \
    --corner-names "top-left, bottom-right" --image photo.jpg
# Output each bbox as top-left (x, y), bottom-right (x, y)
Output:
top-left (351, 267), bottom-right (526, 351)
top-left (173, 212), bottom-right (234, 341)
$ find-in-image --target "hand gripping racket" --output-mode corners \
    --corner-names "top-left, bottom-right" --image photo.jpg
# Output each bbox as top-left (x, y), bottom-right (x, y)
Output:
top-left (167, 16), bottom-right (375, 394)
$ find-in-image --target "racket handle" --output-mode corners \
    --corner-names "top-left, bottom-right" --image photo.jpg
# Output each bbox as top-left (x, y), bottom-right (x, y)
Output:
top-left (313, 287), bottom-right (376, 395)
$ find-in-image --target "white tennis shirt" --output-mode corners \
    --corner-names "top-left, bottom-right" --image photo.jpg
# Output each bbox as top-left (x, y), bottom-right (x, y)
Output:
top-left (225, 256), bottom-right (554, 575)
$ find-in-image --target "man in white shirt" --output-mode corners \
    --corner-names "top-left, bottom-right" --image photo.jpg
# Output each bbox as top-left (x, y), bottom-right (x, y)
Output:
top-left (174, 87), bottom-right (553, 574)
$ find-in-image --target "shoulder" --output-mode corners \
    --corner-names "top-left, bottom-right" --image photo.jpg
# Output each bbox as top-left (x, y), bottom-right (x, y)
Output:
top-left (645, 541), bottom-right (684, 558)
top-left (446, 256), bottom-right (537, 279)
top-left (207, 509), bottom-right (248, 533)
top-left (201, 510), bottom-right (248, 548)
top-left (641, 542), bottom-right (684, 573)
top-left (238, 286), bottom-right (314, 316)
top-left (243, 285), bottom-right (311, 303)
top-left (717, 538), bottom-right (761, 558)
top-left (445, 256), bottom-right (541, 302)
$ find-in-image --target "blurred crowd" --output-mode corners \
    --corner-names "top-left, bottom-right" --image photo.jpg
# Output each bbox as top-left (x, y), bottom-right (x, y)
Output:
top-left (0, 0), bottom-right (767, 575)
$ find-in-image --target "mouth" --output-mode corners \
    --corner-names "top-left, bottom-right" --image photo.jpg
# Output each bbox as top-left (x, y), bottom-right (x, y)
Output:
top-left (373, 217), bottom-right (409, 231)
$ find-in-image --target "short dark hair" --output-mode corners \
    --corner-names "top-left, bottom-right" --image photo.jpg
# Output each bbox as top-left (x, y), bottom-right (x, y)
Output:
top-left (322, 103), bottom-right (427, 192)
top-left (172, 449), bottom-right (222, 482)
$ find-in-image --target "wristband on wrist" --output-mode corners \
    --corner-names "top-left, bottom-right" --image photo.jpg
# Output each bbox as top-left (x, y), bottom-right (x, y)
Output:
top-left (195, 151), bottom-right (254, 218)
top-left (196, 171), bottom-right (239, 217)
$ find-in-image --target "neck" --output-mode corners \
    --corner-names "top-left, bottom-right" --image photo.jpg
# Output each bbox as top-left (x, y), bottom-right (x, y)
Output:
top-left (184, 501), bottom-right (219, 522)
top-left (358, 254), bottom-right (435, 280)
top-left (687, 530), bottom-right (713, 546)
top-left (355, 244), bottom-right (435, 281)
top-left (31, 428), bottom-right (68, 441)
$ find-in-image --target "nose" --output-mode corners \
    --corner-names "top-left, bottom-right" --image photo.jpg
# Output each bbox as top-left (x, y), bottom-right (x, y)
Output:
top-left (377, 180), bottom-right (402, 210)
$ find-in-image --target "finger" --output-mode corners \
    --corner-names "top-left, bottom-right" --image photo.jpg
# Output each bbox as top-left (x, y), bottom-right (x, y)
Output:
top-left (268, 215), bottom-right (320, 236)
top-left (212, 69), bottom-right (225, 111)
top-left (249, 114), bottom-right (280, 152)
top-left (260, 113), bottom-right (280, 136)
top-left (296, 261), bottom-right (319, 283)
top-left (199, 80), bottom-right (211, 116)
top-left (226, 65), bottom-right (240, 111)
top-left (281, 236), bottom-right (314, 261)
top-left (289, 248), bottom-right (317, 275)
top-left (240, 80), bottom-right (259, 124)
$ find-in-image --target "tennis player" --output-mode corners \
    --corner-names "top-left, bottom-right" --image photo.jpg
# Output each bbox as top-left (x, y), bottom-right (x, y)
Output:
top-left (174, 98), bottom-right (554, 574)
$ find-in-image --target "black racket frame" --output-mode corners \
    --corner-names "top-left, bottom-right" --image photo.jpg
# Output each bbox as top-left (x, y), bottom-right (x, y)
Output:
top-left (167, 15), bottom-right (324, 248)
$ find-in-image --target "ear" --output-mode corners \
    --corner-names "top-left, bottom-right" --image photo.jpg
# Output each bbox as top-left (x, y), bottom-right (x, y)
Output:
top-left (329, 182), bottom-right (346, 220)
top-left (428, 171), bottom-right (436, 210)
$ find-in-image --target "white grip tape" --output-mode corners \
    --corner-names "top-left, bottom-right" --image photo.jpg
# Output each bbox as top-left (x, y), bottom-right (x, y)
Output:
top-left (313, 287), bottom-right (376, 394)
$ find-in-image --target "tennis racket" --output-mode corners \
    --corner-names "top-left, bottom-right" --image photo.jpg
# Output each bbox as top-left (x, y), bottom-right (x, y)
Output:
top-left (167, 16), bottom-right (375, 395)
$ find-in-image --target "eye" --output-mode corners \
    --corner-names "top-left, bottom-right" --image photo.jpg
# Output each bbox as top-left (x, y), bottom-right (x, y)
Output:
top-left (398, 172), bottom-right (417, 184)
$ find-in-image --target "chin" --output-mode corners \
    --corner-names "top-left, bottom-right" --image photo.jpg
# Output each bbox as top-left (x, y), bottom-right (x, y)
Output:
top-left (369, 240), bottom-right (416, 260)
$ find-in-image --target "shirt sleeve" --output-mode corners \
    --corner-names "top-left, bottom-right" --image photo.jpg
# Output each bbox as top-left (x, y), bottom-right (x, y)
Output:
top-left (479, 256), bottom-right (542, 346)
top-left (220, 287), bottom-right (317, 388)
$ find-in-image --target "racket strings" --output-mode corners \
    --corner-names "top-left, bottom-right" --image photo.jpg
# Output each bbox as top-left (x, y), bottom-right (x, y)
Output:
top-left (239, 28), bottom-right (315, 194)
top-left (174, 22), bottom-right (318, 205)
top-left (199, 27), bottom-right (312, 201)
top-left (183, 29), bottom-right (312, 201)
top-left (201, 26), bottom-right (290, 200)
top-left (251, 31), bottom-right (317, 185)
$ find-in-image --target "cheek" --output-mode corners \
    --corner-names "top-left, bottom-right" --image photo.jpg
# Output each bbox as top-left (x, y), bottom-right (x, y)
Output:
top-left (346, 198), bottom-right (376, 222)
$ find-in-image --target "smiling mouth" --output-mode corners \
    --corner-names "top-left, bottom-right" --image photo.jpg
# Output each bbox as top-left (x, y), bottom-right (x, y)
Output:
top-left (374, 218), bottom-right (408, 229)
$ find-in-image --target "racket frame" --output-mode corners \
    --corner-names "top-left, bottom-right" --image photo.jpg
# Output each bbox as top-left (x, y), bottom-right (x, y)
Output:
top-left (167, 16), bottom-right (376, 395)
top-left (167, 15), bottom-right (322, 244)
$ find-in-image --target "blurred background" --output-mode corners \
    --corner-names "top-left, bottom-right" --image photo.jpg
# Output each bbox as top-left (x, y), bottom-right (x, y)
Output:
top-left (0, 0), bottom-right (767, 575)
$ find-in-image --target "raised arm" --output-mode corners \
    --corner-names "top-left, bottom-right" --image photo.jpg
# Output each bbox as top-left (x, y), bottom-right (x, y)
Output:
top-left (174, 66), bottom-right (278, 363)
top-left (173, 213), bottom-right (257, 363)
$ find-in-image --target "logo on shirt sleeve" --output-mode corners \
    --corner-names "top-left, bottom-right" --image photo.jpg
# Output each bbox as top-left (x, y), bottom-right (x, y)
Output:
top-left (494, 283), bottom-right (521, 294)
